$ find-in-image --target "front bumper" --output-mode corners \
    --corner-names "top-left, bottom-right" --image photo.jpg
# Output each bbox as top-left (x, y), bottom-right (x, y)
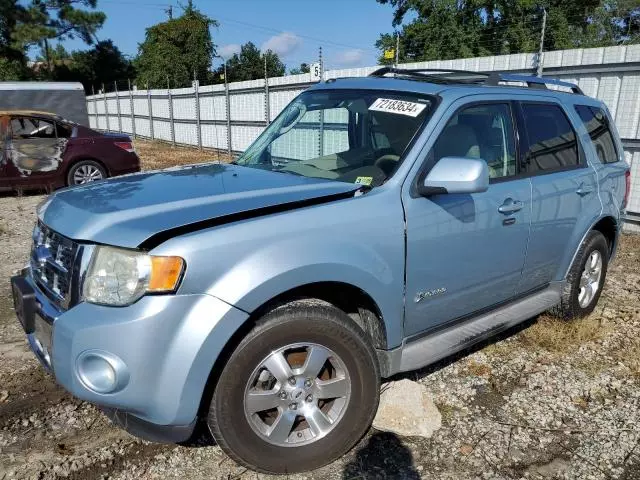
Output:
top-left (11, 269), bottom-right (249, 442)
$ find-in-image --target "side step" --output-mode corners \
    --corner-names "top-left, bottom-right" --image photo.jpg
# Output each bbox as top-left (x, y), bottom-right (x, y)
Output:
top-left (396, 284), bottom-right (562, 374)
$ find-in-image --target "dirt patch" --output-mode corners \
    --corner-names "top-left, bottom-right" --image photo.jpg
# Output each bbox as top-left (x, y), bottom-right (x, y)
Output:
top-left (134, 140), bottom-right (232, 171)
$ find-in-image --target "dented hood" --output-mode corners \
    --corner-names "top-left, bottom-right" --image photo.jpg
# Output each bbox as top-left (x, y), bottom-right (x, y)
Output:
top-left (39, 163), bottom-right (359, 248)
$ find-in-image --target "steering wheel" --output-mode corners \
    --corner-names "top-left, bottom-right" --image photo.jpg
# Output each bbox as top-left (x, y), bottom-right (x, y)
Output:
top-left (374, 154), bottom-right (401, 176)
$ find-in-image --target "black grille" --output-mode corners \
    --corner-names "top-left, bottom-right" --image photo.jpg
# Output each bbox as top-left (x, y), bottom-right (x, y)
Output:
top-left (31, 222), bottom-right (78, 306)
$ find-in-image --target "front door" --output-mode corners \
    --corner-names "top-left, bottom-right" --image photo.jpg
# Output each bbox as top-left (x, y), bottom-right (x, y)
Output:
top-left (6, 115), bottom-right (65, 187)
top-left (403, 100), bottom-right (531, 337)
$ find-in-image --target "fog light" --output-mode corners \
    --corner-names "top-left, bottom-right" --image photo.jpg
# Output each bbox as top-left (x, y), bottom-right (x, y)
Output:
top-left (77, 351), bottom-right (129, 394)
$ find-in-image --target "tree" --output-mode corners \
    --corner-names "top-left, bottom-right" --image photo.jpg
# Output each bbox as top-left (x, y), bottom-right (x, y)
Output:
top-left (289, 62), bottom-right (310, 75)
top-left (0, 0), bottom-right (29, 80)
top-left (13, 0), bottom-right (105, 75)
top-left (52, 40), bottom-right (135, 93)
top-left (36, 42), bottom-right (70, 63)
top-left (375, 0), bottom-right (639, 64)
top-left (135, 1), bottom-right (217, 88)
top-left (216, 42), bottom-right (285, 83)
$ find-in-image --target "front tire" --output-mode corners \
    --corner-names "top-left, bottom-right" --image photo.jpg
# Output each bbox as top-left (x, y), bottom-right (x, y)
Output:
top-left (207, 302), bottom-right (380, 474)
top-left (552, 230), bottom-right (609, 320)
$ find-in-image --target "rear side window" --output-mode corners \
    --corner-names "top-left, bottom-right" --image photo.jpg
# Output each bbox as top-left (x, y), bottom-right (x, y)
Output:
top-left (574, 105), bottom-right (619, 164)
top-left (521, 103), bottom-right (579, 173)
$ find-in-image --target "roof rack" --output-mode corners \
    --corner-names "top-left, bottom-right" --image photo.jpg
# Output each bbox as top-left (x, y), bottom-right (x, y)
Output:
top-left (369, 67), bottom-right (489, 84)
top-left (486, 73), bottom-right (584, 95)
top-left (369, 67), bottom-right (584, 95)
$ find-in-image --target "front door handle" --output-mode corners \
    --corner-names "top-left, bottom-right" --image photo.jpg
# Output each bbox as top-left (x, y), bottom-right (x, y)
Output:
top-left (576, 185), bottom-right (593, 196)
top-left (498, 199), bottom-right (523, 214)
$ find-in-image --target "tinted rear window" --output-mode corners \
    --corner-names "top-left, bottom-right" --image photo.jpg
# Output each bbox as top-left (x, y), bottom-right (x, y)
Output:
top-left (521, 103), bottom-right (579, 173)
top-left (574, 105), bottom-right (619, 164)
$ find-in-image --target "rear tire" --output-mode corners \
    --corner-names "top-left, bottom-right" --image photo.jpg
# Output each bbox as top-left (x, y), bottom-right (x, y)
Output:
top-left (207, 301), bottom-right (380, 474)
top-left (67, 160), bottom-right (107, 186)
top-left (551, 230), bottom-right (609, 320)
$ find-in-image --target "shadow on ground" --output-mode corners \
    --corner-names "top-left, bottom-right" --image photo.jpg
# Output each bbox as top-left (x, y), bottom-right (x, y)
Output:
top-left (343, 432), bottom-right (421, 479)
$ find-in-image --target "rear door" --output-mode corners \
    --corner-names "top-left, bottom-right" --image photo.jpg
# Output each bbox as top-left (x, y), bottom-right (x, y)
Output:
top-left (515, 101), bottom-right (601, 293)
top-left (7, 115), bottom-right (65, 186)
top-left (574, 104), bottom-right (628, 215)
top-left (402, 96), bottom-right (532, 337)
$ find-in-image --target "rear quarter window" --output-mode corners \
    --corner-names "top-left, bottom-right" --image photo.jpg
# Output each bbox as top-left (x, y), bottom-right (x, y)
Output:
top-left (574, 105), bottom-right (619, 164)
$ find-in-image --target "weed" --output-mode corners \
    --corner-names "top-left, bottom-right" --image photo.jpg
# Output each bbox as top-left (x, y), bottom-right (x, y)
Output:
top-left (518, 315), bottom-right (609, 353)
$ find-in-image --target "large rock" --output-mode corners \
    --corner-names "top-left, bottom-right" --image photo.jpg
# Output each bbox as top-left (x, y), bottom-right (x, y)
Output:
top-left (372, 379), bottom-right (442, 438)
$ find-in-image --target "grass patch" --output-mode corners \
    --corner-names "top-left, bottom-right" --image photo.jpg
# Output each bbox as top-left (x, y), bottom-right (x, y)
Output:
top-left (517, 314), bottom-right (609, 353)
top-left (464, 359), bottom-right (492, 377)
top-left (435, 402), bottom-right (462, 424)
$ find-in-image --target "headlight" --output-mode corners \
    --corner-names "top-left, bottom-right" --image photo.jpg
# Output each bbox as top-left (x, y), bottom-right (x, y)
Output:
top-left (83, 246), bottom-right (185, 306)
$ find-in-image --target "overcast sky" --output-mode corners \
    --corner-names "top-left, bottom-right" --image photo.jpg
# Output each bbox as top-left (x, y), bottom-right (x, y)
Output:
top-left (54, 0), bottom-right (398, 71)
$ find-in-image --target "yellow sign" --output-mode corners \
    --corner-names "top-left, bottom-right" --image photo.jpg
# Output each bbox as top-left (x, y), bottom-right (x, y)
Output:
top-left (383, 49), bottom-right (395, 60)
top-left (355, 176), bottom-right (373, 186)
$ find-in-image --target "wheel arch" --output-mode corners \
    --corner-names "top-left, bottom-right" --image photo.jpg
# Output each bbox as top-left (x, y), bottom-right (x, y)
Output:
top-left (194, 281), bottom-right (388, 423)
top-left (563, 214), bottom-right (619, 279)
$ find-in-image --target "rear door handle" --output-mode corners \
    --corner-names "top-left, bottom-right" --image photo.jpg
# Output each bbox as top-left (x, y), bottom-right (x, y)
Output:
top-left (498, 199), bottom-right (523, 214)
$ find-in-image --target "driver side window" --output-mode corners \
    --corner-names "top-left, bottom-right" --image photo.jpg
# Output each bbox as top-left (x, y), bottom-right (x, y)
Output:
top-left (432, 103), bottom-right (517, 180)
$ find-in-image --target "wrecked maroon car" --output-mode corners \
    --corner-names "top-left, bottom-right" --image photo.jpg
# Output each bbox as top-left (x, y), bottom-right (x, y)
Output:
top-left (0, 110), bottom-right (140, 191)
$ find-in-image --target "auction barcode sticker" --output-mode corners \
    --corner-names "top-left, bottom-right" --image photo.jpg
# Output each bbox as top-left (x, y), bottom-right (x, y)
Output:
top-left (368, 98), bottom-right (427, 117)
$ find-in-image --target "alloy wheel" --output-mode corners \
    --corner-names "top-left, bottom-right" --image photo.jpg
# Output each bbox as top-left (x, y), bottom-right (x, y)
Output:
top-left (578, 250), bottom-right (603, 308)
top-left (73, 164), bottom-right (104, 184)
top-left (243, 342), bottom-right (351, 447)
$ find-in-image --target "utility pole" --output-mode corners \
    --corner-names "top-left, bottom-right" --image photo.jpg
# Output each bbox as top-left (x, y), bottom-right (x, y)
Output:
top-left (165, 4), bottom-right (173, 19)
top-left (395, 31), bottom-right (400, 67)
top-left (537, 8), bottom-right (547, 77)
top-left (319, 46), bottom-right (324, 80)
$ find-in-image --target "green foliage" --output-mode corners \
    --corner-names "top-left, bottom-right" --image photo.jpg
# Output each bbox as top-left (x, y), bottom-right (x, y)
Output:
top-left (376, 0), bottom-right (640, 64)
top-left (52, 40), bottom-right (135, 93)
top-left (35, 42), bottom-right (70, 63)
top-left (215, 42), bottom-right (286, 83)
top-left (14, 0), bottom-right (105, 74)
top-left (0, 0), bottom-right (29, 79)
top-left (135, 3), bottom-right (217, 88)
top-left (289, 62), bottom-right (310, 75)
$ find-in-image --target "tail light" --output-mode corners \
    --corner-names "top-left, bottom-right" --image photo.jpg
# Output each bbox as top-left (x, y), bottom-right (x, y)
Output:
top-left (115, 141), bottom-right (135, 153)
top-left (623, 170), bottom-right (631, 210)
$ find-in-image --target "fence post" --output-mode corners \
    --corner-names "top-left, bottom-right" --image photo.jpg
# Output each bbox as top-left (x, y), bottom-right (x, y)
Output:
top-left (147, 83), bottom-right (154, 140)
top-left (194, 78), bottom-right (202, 150)
top-left (264, 57), bottom-right (271, 126)
top-left (167, 77), bottom-right (176, 146)
top-left (128, 79), bottom-right (136, 141)
top-left (225, 78), bottom-right (232, 156)
top-left (91, 85), bottom-right (96, 128)
top-left (103, 84), bottom-right (110, 132)
top-left (114, 81), bottom-right (122, 133)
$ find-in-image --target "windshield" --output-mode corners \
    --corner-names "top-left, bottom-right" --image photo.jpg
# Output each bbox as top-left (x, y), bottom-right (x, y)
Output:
top-left (236, 89), bottom-right (434, 188)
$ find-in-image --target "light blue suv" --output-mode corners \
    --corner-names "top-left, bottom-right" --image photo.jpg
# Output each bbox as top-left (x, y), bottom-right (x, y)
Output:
top-left (11, 68), bottom-right (631, 474)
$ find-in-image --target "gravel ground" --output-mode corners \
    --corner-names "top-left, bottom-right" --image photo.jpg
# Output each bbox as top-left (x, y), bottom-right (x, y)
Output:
top-left (1, 141), bottom-right (639, 479)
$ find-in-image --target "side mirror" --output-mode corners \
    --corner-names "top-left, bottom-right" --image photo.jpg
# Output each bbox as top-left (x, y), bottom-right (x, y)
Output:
top-left (418, 157), bottom-right (489, 196)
